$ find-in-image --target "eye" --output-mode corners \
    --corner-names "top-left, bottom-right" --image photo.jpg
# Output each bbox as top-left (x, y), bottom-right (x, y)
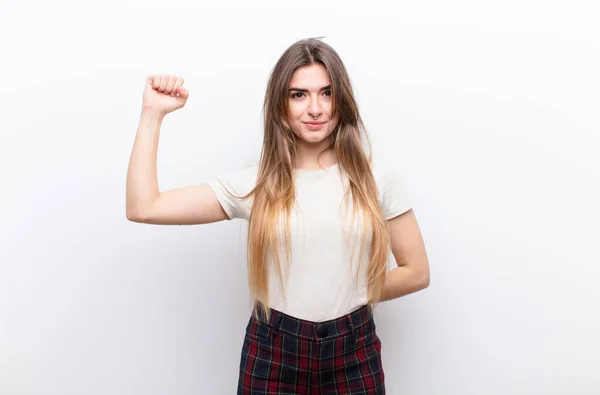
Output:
top-left (324, 90), bottom-right (332, 96)
top-left (291, 92), bottom-right (305, 99)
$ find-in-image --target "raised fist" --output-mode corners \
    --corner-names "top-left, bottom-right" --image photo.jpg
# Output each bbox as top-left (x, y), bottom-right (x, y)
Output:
top-left (142, 75), bottom-right (189, 115)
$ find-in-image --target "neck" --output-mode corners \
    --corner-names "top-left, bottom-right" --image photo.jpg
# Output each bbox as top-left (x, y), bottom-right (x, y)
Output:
top-left (294, 136), bottom-right (337, 171)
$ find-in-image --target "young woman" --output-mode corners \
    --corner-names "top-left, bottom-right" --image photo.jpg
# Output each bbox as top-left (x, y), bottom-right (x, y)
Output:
top-left (126, 38), bottom-right (430, 394)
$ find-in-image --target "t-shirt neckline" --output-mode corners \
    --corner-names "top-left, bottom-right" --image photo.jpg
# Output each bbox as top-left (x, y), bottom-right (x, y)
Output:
top-left (294, 163), bottom-right (339, 175)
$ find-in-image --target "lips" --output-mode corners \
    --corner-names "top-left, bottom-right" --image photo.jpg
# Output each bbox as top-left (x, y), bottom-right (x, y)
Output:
top-left (303, 121), bottom-right (326, 131)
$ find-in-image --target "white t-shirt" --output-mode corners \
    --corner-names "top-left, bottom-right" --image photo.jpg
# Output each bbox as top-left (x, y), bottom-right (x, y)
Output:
top-left (207, 158), bottom-right (412, 322)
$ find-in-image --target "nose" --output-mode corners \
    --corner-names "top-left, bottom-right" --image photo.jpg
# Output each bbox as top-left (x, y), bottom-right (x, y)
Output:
top-left (307, 97), bottom-right (323, 119)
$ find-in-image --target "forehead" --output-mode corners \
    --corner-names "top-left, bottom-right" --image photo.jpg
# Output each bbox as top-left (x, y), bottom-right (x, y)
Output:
top-left (289, 64), bottom-right (331, 88)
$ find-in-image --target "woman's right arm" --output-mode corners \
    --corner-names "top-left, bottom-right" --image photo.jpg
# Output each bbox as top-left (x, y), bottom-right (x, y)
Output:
top-left (125, 75), bottom-right (229, 225)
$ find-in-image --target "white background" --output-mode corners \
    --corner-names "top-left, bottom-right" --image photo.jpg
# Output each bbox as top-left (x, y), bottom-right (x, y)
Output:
top-left (1, 1), bottom-right (599, 394)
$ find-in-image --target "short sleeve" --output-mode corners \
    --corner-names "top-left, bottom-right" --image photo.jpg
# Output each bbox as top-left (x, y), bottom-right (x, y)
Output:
top-left (207, 162), bottom-right (259, 220)
top-left (372, 157), bottom-right (413, 220)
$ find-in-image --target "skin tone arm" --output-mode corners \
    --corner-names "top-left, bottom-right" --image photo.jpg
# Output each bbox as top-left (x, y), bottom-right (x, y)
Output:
top-left (379, 209), bottom-right (431, 301)
top-left (126, 75), bottom-right (229, 225)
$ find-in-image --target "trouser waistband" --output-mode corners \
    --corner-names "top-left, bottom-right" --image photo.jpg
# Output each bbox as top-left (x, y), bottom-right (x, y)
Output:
top-left (254, 303), bottom-right (373, 341)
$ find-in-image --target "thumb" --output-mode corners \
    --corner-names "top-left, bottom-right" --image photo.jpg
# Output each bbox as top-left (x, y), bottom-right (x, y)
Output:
top-left (176, 86), bottom-right (189, 100)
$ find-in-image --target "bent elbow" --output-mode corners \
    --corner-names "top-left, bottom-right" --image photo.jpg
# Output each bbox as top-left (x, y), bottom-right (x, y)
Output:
top-left (419, 272), bottom-right (431, 290)
top-left (126, 208), bottom-right (149, 223)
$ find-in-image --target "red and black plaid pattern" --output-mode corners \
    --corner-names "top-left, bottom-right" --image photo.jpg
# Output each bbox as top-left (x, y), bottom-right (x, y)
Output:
top-left (237, 304), bottom-right (385, 394)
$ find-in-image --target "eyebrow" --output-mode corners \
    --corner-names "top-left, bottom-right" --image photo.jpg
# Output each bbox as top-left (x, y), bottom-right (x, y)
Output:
top-left (289, 85), bottom-right (331, 93)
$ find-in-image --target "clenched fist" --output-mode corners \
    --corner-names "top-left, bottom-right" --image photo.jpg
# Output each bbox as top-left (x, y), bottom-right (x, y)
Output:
top-left (142, 75), bottom-right (189, 116)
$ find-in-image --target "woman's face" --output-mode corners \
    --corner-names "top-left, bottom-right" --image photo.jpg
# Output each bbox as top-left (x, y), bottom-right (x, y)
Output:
top-left (287, 63), bottom-right (339, 147)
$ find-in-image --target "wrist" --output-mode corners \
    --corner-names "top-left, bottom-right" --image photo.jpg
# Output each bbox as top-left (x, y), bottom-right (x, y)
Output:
top-left (140, 107), bottom-right (166, 121)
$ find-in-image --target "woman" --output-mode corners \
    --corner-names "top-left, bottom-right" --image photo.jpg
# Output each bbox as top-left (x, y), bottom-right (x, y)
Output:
top-left (126, 38), bottom-right (430, 394)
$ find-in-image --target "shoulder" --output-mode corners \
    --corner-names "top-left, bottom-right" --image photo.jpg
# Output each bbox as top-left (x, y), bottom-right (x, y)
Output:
top-left (370, 156), bottom-right (413, 219)
top-left (207, 160), bottom-right (259, 221)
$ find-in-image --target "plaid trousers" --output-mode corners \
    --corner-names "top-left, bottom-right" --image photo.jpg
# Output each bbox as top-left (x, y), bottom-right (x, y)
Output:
top-left (237, 304), bottom-right (385, 394)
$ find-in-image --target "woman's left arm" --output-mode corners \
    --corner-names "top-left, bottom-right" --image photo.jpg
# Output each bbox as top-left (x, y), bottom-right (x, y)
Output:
top-left (379, 209), bottom-right (431, 302)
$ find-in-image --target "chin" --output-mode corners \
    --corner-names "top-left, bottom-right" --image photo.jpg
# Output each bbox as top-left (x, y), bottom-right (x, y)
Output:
top-left (300, 128), bottom-right (333, 142)
top-left (300, 132), bottom-right (330, 144)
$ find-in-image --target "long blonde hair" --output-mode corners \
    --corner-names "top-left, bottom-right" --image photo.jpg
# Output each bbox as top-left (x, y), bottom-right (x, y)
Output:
top-left (233, 38), bottom-right (390, 320)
